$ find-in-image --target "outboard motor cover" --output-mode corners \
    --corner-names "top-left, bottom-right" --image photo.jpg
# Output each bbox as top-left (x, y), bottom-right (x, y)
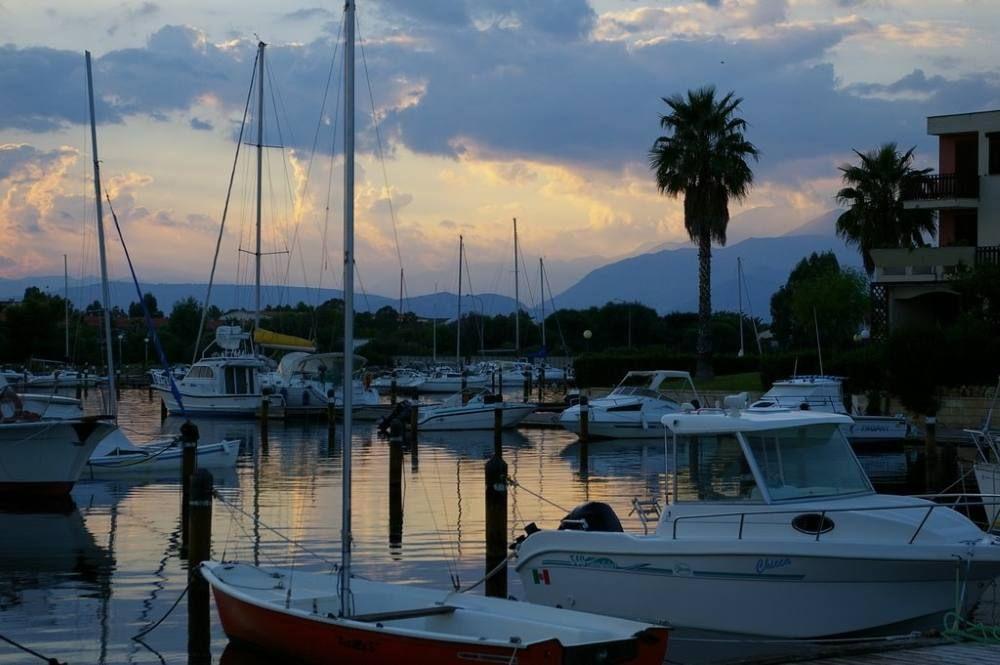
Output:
top-left (558, 501), bottom-right (624, 532)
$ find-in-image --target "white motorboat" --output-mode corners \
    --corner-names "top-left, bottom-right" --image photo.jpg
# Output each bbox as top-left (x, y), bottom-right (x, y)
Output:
top-left (559, 370), bottom-right (700, 440)
top-left (202, 23), bottom-right (670, 665)
top-left (266, 352), bottom-right (380, 415)
top-left (372, 368), bottom-right (426, 393)
top-left (0, 416), bottom-right (116, 497)
top-left (516, 407), bottom-right (1000, 642)
top-left (416, 390), bottom-right (535, 431)
top-left (418, 366), bottom-right (488, 393)
top-left (153, 326), bottom-right (279, 417)
top-left (967, 378), bottom-right (1000, 531)
top-left (27, 368), bottom-right (106, 389)
top-left (750, 376), bottom-right (909, 441)
top-left (84, 428), bottom-right (239, 479)
top-left (537, 362), bottom-right (572, 384)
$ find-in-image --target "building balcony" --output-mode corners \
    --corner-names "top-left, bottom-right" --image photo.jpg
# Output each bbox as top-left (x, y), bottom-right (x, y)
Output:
top-left (902, 173), bottom-right (980, 210)
top-left (871, 246), bottom-right (976, 283)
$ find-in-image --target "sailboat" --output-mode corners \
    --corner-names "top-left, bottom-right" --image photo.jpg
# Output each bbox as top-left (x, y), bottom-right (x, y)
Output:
top-left (76, 52), bottom-right (238, 478)
top-left (202, 7), bottom-right (669, 662)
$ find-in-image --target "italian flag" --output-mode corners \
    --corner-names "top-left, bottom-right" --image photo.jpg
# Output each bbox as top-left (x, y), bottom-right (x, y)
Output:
top-left (532, 569), bottom-right (551, 585)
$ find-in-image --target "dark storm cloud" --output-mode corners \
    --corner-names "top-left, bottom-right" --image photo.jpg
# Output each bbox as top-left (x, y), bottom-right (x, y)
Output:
top-left (2, 9), bottom-right (999, 177)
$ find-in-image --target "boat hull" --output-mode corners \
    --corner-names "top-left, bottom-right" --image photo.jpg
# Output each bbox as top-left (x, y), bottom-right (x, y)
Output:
top-left (418, 404), bottom-right (535, 431)
top-left (516, 535), bottom-right (1000, 638)
top-left (0, 420), bottom-right (115, 498)
top-left (560, 415), bottom-right (663, 440)
top-left (155, 387), bottom-right (283, 418)
top-left (418, 376), bottom-right (488, 394)
top-left (84, 440), bottom-right (239, 479)
top-left (204, 563), bottom-right (668, 665)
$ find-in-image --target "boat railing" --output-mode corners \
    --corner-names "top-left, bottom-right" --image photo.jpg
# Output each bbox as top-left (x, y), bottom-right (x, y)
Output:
top-left (754, 394), bottom-right (843, 411)
top-left (669, 493), bottom-right (1000, 543)
top-left (966, 428), bottom-right (1000, 464)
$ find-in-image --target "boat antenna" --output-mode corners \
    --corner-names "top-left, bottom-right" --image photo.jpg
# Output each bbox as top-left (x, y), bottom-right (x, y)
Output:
top-left (85, 50), bottom-right (116, 419)
top-left (339, 0), bottom-right (355, 618)
top-left (813, 307), bottom-right (824, 376)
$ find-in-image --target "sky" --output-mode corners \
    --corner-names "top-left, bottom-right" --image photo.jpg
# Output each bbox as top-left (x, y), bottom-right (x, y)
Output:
top-left (1, 0), bottom-right (999, 305)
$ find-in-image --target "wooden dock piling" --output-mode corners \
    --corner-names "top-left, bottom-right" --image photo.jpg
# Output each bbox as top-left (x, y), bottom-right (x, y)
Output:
top-left (485, 423), bottom-right (508, 598)
top-left (179, 420), bottom-right (199, 556)
top-left (327, 400), bottom-right (336, 448)
top-left (579, 395), bottom-right (589, 475)
top-left (389, 440), bottom-right (403, 549)
top-left (187, 468), bottom-right (213, 664)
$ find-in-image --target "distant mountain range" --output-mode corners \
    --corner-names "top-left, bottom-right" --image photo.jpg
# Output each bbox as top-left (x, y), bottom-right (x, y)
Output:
top-left (550, 210), bottom-right (860, 317)
top-left (2, 209), bottom-right (860, 321)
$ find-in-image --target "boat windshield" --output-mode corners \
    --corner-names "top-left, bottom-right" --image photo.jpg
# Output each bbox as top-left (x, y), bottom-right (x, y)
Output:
top-left (674, 434), bottom-right (758, 503)
top-left (743, 424), bottom-right (872, 501)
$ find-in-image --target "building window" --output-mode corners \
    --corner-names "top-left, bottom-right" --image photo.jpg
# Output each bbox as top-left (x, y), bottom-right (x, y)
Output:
top-left (990, 133), bottom-right (1000, 175)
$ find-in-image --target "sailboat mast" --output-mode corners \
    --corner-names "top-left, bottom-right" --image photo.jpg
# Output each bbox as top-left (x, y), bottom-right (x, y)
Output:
top-left (539, 257), bottom-right (546, 350)
top-left (339, 0), bottom-right (355, 617)
top-left (85, 51), bottom-right (116, 419)
top-left (254, 41), bottom-right (265, 333)
top-left (456, 235), bottom-right (463, 369)
top-left (513, 218), bottom-right (519, 355)
top-left (737, 257), bottom-right (744, 358)
top-left (399, 268), bottom-right (403, 320)
top-left (64, 254), bottom-right (70, 360)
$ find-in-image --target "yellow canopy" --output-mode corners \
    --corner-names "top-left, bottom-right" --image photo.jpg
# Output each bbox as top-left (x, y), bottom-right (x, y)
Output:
top-left (253, 328), bottom-right (316, 352)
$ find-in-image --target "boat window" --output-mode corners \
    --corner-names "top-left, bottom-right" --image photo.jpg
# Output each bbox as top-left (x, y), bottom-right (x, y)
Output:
top-left (744, 424), bottom-right (872, 501)
top-left (187, 366), bottom-right (214, 379)
top-left (674, 434), bottom-right (758, 502)
top-left (225, 367), bottom-right (236, 394)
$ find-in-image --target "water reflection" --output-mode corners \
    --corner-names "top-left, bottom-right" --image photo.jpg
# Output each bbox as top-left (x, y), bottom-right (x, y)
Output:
top-left (0, 389), bottom-right (925, 664)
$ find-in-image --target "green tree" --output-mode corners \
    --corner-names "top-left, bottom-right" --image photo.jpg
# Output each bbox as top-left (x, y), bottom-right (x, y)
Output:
top-left (127, 292), bottom-right (162, 318)
top-left (649, 86), bottom-right (759, 379)
top-left (771, 252), bottom-right (843, 348)
top-left (835, 143), bottom-right (935, 275)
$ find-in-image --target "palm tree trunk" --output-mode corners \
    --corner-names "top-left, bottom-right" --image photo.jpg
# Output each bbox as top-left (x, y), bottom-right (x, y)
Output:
top-left (696, 228), bottom-right (714, 380)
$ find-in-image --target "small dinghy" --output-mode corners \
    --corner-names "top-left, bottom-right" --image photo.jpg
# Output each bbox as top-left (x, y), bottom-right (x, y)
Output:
top-left (86, 428), bottom-right (238, 478)
top-left (202, 562), bottom-right (668, 665)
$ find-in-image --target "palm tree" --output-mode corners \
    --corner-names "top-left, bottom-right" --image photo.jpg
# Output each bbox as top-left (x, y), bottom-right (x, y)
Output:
top-left (835, 143), bottom-right (935, 276)
top-left (650, 86), bottom-right (758, 379)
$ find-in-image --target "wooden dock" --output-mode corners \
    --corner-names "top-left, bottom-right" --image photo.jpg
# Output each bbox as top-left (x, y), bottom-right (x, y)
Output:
top-left (797, 640), bottom-right (1000, 664)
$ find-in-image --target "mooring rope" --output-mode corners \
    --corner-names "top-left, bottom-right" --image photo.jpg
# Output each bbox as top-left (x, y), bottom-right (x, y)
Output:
top-left (0, 631), bottom-right (68, 664)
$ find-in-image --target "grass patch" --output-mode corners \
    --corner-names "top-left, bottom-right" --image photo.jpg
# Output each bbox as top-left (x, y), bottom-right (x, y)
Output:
top-left (696, 372), bottom-right (762, 392)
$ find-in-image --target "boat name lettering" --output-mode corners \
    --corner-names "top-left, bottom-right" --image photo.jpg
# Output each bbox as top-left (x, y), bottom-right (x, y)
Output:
top-left (755, 557), bottom-right (791, 574)
top-left (569, 554), bottom-right (617, 569)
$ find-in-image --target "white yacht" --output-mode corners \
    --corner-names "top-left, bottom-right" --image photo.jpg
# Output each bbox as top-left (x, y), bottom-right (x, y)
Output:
top-left (418, 366), bottom-right (488, 393)
top-left (416, 389), bottom-right (535, 431)
top-left (751, 376), bottom-right (909, 441)
top-left (559, 370), bottom-right (700, 439)
top-left (516, 407), bottom-right (1000, 641)
top-left (152, 326), bottom-right (278, 417)
top-left (371, 368), bottom-right (426, 393)
top-left (266, 352), bottom-right (380, 416)
top-left (0, 375), bottom-right (84, 420)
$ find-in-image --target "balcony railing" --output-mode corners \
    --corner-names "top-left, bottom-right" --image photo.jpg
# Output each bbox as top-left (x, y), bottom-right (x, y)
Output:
top-left (903, 173), bottom-right (980, 200)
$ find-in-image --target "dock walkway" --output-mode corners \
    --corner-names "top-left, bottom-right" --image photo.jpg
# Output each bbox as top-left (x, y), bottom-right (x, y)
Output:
top-left (797, 640), bottom-right (1000, 664)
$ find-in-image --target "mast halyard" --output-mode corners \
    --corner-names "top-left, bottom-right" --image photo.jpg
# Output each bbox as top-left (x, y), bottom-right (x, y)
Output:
top-left (339, 0), bottom-right (356, 618)
top-left (456, 235), bottom-right (463, 369)
top-left (738, 256), bottom-right (744, 358)
top-left (254, 41), bottom-right (265, 334)
top-left (85, 51), bottom-right (116, 419)
top-left (513, 217), bottom-right (519, 355)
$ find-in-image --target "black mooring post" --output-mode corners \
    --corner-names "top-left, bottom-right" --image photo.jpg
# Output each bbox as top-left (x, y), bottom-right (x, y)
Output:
top-left (485, 438), bottom-right (508, 598)
top-left (180, 419), bottom-right (199, 556)
top-left (389, 440), bottom-right (403, 552)
top-left (187, 468), bottom-right (213, 665)
top-left (327, 400), bottom-right (337, 448)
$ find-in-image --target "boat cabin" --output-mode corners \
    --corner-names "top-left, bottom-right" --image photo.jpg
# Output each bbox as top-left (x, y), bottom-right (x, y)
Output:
top-left (609, 370), bottom-right (701, 406)
top-left (661, 410), bottom-right (872, 505)
top-left (750, 376), bottom-right (849, 414)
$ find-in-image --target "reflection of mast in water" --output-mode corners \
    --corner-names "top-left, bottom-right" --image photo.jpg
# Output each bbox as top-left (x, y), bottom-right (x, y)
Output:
top-left (388, 442), bottom-right (403, 558)
top-left (455, 459), bottom-right (462, 558)
top-left (98, 499), bottom-right (117, 665)
top-left (253, 430), bottom-right (263, 567)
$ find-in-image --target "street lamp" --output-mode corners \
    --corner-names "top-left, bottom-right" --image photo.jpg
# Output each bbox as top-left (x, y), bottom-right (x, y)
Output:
top-left (143, 336), bottom-right (149, 369)
top-left (117, 331), bottom-right (124, 367)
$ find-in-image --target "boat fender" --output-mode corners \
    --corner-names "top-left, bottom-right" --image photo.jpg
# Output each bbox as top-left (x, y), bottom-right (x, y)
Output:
top-left (558, 502), bottom-right (624, 533)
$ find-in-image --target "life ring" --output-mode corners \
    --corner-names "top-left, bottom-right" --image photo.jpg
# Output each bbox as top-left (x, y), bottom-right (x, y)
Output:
top-left (0, 385), bottom-right (24, 422)
top-left (363, 372), bottom-right (373, 391)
